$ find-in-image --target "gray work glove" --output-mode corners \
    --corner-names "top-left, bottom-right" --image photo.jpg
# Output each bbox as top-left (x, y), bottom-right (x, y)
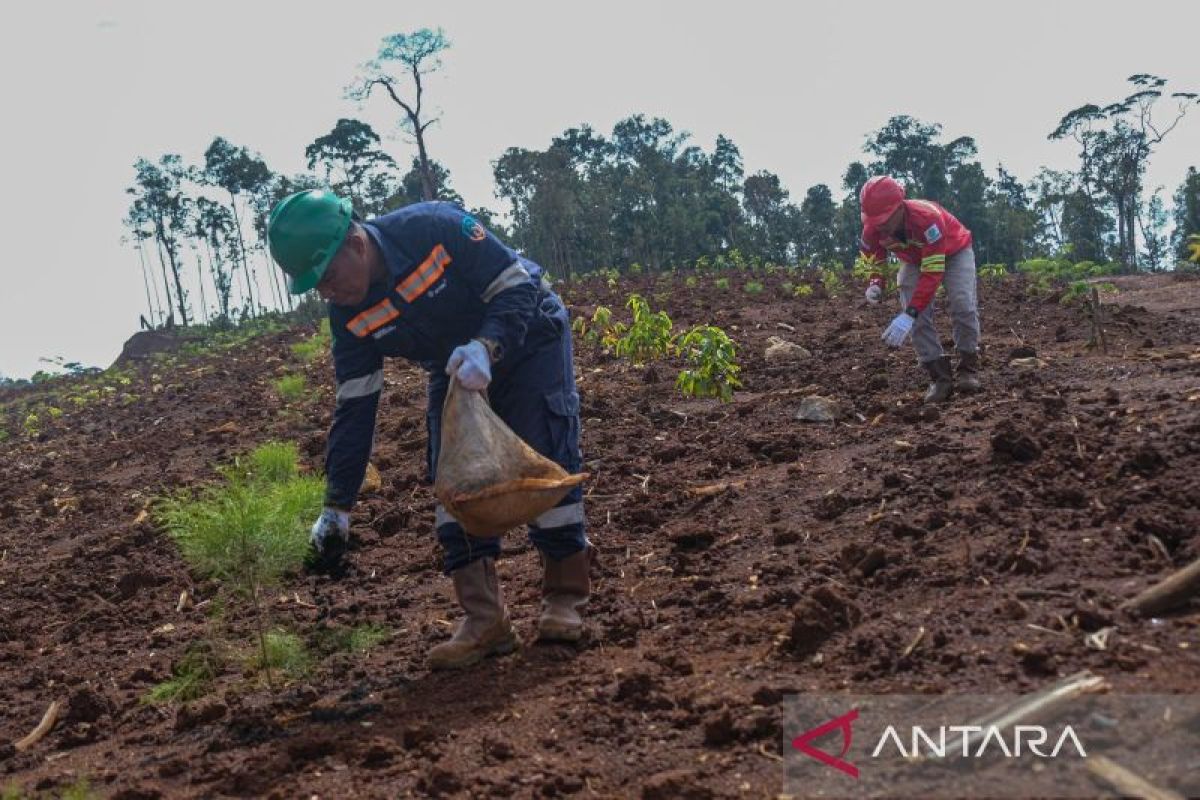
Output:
top-left (445, 340), bottom-right (492, 391)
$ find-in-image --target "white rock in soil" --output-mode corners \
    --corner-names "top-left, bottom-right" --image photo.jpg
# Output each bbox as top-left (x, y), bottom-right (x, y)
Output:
top-left (1009, 357), bottom-right (1048, 369)
top-left (765, 336), bottom-right (812, 363)
top-left (796, 395), bottom-right (842, 423)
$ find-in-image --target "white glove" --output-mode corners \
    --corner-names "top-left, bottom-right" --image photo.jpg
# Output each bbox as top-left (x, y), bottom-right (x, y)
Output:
top-left (864, 284), bottom-right (883, 304)
top-left (445, 340), bottom-right (492, 391)
top-left (881, 312), bottom-right (915, 348)
top-left (310, 507), bottom-right (350, 555)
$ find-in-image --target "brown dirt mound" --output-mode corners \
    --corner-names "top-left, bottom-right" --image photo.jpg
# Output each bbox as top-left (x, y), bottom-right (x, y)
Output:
top-left (1, 274), bottom-right (1198, 797)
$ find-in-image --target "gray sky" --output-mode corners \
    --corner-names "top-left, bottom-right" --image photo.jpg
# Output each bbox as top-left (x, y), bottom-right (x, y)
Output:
top-left (1, 0), bottom-right (1196, 379)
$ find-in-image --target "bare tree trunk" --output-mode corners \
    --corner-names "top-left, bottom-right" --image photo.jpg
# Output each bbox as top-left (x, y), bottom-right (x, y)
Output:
top-left (264, 251), bottom-right (291, 311)
top-left (136, 239), bottom-right (163, 326)
top-left (159, 230), bottom-right (190, 327)
top-left (153, 231), bottom-right (176, 326)
top-left (376, 74), bottom-right (436, 201)
top-left (201, 235), bottom-right (228, 320)
top-left (194, 251), bottom-right (209, 323)
top-left (1123, 201), bottom-right (1132, 271)
top-left (228, 193), bottom-right (257, 316)
top-left (415, 131), bottom-right (435, 201)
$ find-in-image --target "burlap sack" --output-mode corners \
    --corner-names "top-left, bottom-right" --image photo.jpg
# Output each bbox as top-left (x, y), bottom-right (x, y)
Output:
top-left (433, 380), bottom-right (588, 536)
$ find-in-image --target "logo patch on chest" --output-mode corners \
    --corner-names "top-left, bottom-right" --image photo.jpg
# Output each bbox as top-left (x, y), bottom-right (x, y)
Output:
top-left (461, 215), bottom-right (486, 242)
top-left (925, 224), bottom-right (942, 244)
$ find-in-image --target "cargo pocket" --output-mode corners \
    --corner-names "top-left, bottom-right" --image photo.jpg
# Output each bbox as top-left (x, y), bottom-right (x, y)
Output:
top-left (544, 389), bottom-right (582, 472)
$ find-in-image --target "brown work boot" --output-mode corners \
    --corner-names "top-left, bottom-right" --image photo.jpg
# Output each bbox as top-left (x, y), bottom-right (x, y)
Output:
top-left (537, 547), bottom-right (593, 643)
top-left (921, 356), bottom-right (954, 403)
top-left (428, 557), bottom-right (518, 670)
top-left (956, 350), bottom-right (982, 394)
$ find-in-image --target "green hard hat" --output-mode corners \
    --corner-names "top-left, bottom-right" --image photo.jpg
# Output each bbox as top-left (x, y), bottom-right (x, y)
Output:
top-left (267, 190), bottom-right (354, 294)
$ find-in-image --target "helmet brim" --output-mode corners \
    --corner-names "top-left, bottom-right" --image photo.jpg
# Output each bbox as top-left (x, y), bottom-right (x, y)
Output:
top-left (284, 212), bottom-right (351, 295)
top-left (287, 260), bottom-right (327, 295)
top-left (862, 204), bottom-right (901, 229)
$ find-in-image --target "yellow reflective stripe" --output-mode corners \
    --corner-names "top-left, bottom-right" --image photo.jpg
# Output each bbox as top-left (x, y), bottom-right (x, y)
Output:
top-left (920, 254), bottom-right (946, 273)
top-left (346, 299), bottom-right (400, 338)
top-left (398, 244), bottom-right (452, 302)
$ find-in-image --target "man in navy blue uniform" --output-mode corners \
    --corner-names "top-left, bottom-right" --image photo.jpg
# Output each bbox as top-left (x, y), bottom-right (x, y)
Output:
top-left (267, 190), bottom-right (590, 670)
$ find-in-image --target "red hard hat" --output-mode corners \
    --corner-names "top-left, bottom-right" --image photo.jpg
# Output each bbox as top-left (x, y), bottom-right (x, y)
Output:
top-left (860, 176), bottom-right (905, 228)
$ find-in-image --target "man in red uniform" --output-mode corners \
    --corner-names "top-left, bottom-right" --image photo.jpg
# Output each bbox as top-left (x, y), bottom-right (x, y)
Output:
top-left (858, 176), bottom-right (982, 402)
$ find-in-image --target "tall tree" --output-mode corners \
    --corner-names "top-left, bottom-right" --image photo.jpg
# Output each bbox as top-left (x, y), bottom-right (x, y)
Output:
top-left (832, 162), bottom-right (870, 265)
top-left (193, 197), bottom-right (237, 321)
top-left (249, 173), bottom-right (323, 307)
top-left (947, 162), bottom-right (992, 258)
top-left (1139, 190), bottom-right (1170, 271)
top-left (391, 156), bottom-right (462, 208)
top-left (203, 138), bottom-right (274, 312)
top-left (1171, 167), bottom-right (1200, 262)
top-left (863, 116), bottom-right (977, 204)
top-left (798, 184), bottom-right (837, 264)
top-left (1061, 189), bottom-right (1112, 263)
top-left (1050, 74), bottom-right (1198, 270)
top-left (494, 118), bottom-right (750, 273)
top-left (305, 118), bottom-right (397, 215)
top-left (983, 167), bottom-right (1039, 266)
top-left (1030, 168), bottom-right (1073, 254)
top-left (742, 170), bottom-right (798, 264)
top-left (710, 134), bottom-right (745, 249)
top-left (127, 155), bottom-right (192, 326)
top-left (124, 232), bottom-right (162, 326)
top-left (347, 28), bottom-right (450, 202)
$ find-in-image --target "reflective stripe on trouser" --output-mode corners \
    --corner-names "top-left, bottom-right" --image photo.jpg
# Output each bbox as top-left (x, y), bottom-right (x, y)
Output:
top-left (427, 292), bottom-right (587, 574)
top-left (896, 246), bottom-right (981, 364)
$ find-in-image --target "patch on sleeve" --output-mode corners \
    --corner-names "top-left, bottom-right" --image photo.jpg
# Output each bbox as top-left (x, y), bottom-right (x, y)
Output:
top-left (924, 224), bottom-right (942, 244)
top-left (460, 214), bottom-right (486, 242)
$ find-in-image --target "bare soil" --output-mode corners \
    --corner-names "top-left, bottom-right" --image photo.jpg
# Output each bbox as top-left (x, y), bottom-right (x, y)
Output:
top-left (1, 271), bottom-right (1198, 798)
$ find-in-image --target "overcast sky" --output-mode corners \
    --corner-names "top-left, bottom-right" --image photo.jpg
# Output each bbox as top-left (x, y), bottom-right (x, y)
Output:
top-left (0, 0), bottom-right (1195, 379)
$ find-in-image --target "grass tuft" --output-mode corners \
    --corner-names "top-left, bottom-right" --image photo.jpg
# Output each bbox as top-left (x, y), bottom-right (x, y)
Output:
top-left (274, 374), bottom-right (306, 402)
top-left (252, 630), bottom-right (310, 679)
top-left (143, 643), bottom-right (222, 704)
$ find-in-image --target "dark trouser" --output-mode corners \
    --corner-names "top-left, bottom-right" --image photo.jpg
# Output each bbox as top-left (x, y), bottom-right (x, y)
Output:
top-left (427, 293), bottom-right (587, 574)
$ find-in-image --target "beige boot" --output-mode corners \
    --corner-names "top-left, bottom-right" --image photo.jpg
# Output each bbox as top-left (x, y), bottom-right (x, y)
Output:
top-left (537, 547), bottom-right (593, 643)
top-left (956, 350), bottom-right (982, 393)
top-left (428, 557), bottom-right (518, 670)
top-left (921, 356), bottom-right (954, 403)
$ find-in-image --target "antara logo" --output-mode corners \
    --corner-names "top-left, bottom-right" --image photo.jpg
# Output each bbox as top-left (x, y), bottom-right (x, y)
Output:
top-left (871, 725), bottom-right (1087, 759)
top-left (792, 710), bottom-right (1088, 778)
top-left (792, 709), bottom-right (860, 778)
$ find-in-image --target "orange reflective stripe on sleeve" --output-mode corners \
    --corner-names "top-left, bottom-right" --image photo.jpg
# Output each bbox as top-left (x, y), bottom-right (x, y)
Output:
top-left (346, 298), bottom-right (400, 338)
top-left (397, 244), bottom-right (452, 303)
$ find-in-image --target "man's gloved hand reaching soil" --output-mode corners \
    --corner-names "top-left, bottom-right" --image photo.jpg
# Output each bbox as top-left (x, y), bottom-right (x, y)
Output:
top-left (881, 311), bottom-right (915, 347)
top-left (308, 506), bottom-right (350, 570)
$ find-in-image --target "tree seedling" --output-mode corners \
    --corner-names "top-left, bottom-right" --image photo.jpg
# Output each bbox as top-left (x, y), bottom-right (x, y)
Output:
top-left (676, 325), bottom-right (742, 402)
top-left (156, 441), bottom-right (322, 689)
top-left (614, 294), bottom-right (674, 363)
